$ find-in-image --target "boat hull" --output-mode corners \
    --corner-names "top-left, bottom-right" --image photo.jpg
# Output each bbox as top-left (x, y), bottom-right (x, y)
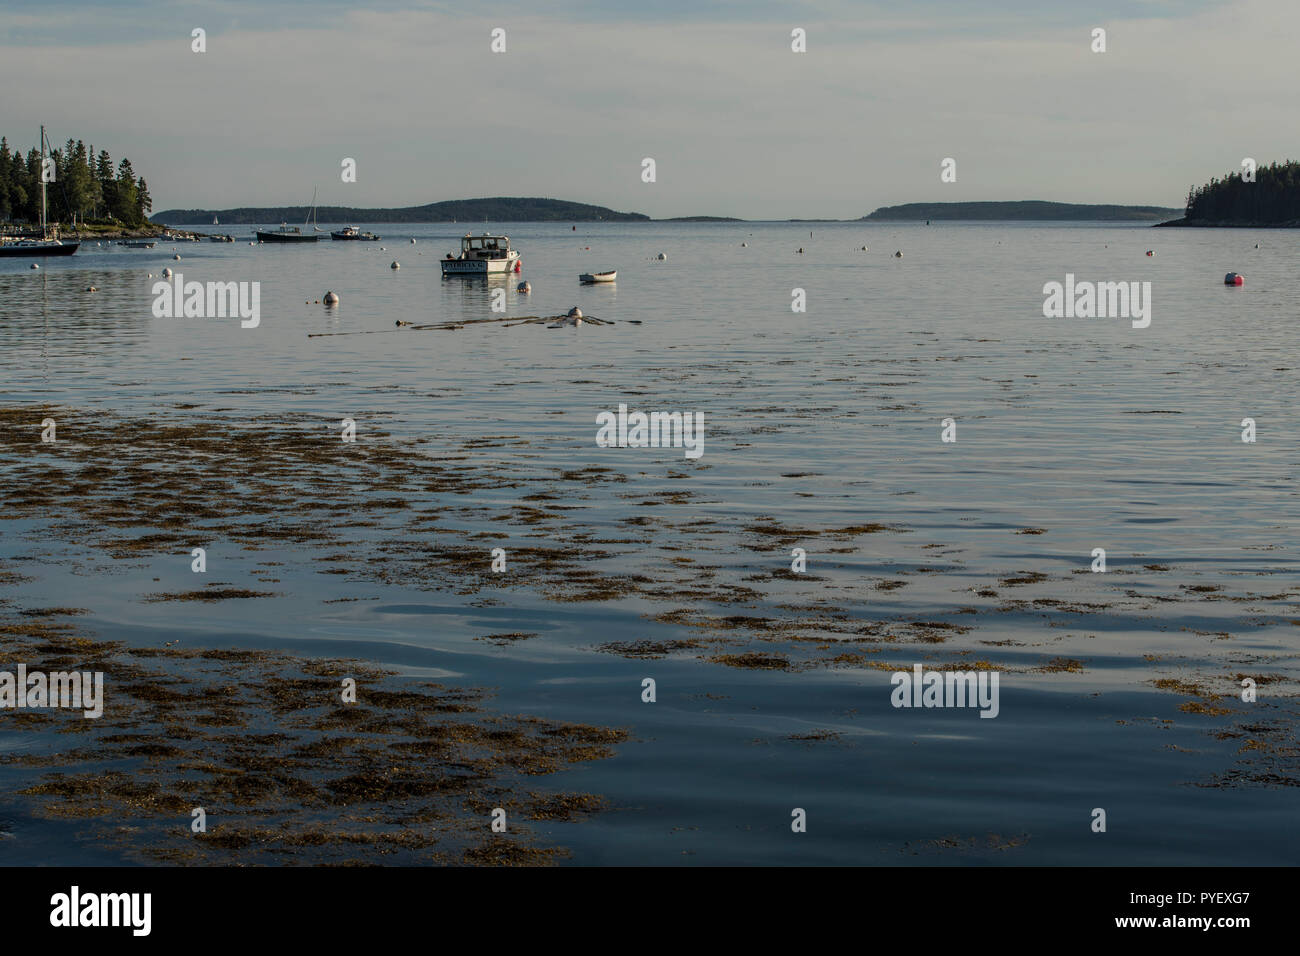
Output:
top-left (440, 253), bottom-right (520, 276)
top-left (257, 231), bottom-right (318, 243)
top-left (0, 241), bottom-right (79, 258)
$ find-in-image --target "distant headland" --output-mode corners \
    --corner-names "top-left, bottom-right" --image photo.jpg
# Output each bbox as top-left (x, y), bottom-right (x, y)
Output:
top-left (863, 201), bottom-right (1181, 222)
top-left (1157, 160), bottom-right (1300, 227)
top-left (152, 197), bottom-right (650, 225)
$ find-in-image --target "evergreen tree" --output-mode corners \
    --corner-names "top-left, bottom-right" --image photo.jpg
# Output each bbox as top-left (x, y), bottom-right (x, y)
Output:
top-left (114, 158), bottom-right (139, 223)
top-left (96, 149), bottom-right (116, 219)
top-left (136, 176), bottom-right (152, 219)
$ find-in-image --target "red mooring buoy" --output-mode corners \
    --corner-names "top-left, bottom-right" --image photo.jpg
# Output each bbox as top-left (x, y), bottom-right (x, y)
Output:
top-left (1225, 272), bottom-right (1244, 286)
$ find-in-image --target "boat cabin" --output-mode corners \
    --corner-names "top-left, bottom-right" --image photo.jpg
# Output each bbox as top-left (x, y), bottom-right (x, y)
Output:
top-left (453, 234), bottom-right (513, 260)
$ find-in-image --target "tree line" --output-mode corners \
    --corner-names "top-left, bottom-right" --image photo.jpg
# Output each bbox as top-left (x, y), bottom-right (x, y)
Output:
top-left (0, 134), bottom-right (152, 226)
top-left (1184, 160), bottom-right (1300, 223)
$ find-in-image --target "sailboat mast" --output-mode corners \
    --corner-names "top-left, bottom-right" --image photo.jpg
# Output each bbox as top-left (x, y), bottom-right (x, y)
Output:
top-left (40, 125), bottom-right (47, 236)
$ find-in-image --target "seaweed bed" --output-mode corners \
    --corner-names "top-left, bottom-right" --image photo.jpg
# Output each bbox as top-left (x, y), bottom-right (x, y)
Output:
top-left (2, 402), bottom-right (1299, 863)
top-left (0, 610), bottom-right (624, 864)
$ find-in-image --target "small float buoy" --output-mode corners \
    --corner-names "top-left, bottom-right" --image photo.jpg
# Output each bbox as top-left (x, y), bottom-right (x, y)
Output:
top-left (390, 261), bottom-right (400, 270)
top-left (30, 263), bottom-right (39, 270)
top-left (656, 252), bottom-right (667, 260)
top-left (894, 251), bottom-right (903, 258)
top-left (797, 247), bottom-right (804, 254)
top-left (1225, 272), bottom-right (1244, 285)
top-left (173, 254), bottom-right (181, 260)
top-left (410, 238), bottom-right (416, 244)
top-left (741, 242), bottom-right (747, 247)
top-left (324, 291), bottom-right (339, 305)
top-left (514, 261), bottom-right (521, 273)
top-left (572, 225), bottom-right (576, 231)
top-left (249, 242), bottom-right (255, 246)
top-left (1146, 250), bottom-right (1154, 256)
top-left (163, 267), bottom-right (173, 277)
top-left (861, 246), bottom-right (867, 251)
top-left (567, 307), bottom-right (583, 319)
top-left (85, 286), bottom-right (98, 293)
top-left (395, 320), bottom-right (413, 327)
top-left (518, 281), bottom-right (531, 293)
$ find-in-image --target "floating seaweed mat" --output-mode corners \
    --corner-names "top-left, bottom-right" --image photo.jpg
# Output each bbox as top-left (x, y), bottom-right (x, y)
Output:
top-left (307, 315), bottom-right (639, 337)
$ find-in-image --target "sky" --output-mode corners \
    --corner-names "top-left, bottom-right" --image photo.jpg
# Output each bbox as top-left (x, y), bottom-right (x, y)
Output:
top-left (1, 0), bottom-right (1293, 219)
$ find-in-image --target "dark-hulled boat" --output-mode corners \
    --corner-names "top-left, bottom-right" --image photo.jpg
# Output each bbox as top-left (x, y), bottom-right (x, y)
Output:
top-left (257, 188), bottom-right (321, 243)
top-left (0, 237), bottom-right (79, 257)
top-left (256, 224), bottom-right (318, 243)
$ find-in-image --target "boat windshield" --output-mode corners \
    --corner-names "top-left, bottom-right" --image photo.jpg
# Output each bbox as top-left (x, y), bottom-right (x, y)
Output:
top-left (461, 236), bottom-right (510, 257)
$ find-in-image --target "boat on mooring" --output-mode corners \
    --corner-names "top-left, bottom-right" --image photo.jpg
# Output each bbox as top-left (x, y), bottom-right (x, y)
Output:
top-left (579, 270), bottom-right (616, 283)
top-left (440, 234), bottom-right (521, 276)
top-left (0, 125), bottom-right (80, 259)
top-left (257, 188), bottom-right (321, 243)
top-left (257, 223), bottom-right (318, 243)
top-left (119, 240), bottom-right (156, 248)
top-left (331, 225), bottom-right (380, 241)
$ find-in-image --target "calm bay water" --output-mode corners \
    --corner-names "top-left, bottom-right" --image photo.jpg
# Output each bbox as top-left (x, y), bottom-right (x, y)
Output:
top-left (1, 220), bottom-right (1297, 864)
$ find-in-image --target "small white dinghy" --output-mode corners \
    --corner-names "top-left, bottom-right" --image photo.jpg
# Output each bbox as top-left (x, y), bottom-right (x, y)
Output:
top-left (579, 270), bottom-right (617, 284)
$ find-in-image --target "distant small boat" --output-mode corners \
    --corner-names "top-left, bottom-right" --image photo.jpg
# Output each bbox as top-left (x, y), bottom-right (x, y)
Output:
top-left (213, 215), bottom-right (220, 226)
top-left (207, 235), bottom-right (234, 242)
top-left (331, 226), bottom-right (381, 241)
top-left (579, 270), bottom-right (617, 283)
top-left (120, 240), bottom-right (156, 248)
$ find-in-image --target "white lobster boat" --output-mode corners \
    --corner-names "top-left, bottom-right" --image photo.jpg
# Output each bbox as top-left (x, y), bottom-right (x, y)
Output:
top-left (441, 233), bottom-right (521, 276)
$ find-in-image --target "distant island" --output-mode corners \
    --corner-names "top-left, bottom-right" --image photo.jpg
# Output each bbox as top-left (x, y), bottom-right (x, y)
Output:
top-left (661, 215), bottom-right (744, 222)
top-left (153, 197), bottom-right (649, 225)
top-left (1157, 160), bottom-right (1300, 227)
top-left (863, 201), bottom-right (1181, 222)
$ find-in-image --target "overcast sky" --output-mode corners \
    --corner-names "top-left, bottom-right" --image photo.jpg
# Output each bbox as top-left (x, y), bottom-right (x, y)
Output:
top-left (2, 0), bottom-right (1292, 218)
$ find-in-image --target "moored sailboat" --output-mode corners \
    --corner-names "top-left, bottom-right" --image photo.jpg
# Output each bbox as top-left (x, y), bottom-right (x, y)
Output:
top-left (0, 126), bottom-right (80, 258)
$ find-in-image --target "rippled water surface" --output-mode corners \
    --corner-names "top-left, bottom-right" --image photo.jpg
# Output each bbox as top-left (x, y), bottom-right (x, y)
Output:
top-left (1, 221), bottom-right (1296, 864)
